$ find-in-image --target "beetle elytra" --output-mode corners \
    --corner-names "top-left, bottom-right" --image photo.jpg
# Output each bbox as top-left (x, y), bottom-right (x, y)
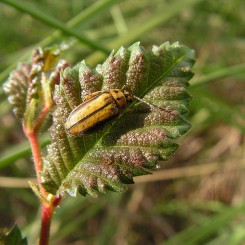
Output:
top-left (65, 89), bottom-right (133, 136)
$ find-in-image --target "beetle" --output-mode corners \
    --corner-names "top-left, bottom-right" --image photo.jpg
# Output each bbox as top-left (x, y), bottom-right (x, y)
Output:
top-left (65, 88), bottom-right (134, 136)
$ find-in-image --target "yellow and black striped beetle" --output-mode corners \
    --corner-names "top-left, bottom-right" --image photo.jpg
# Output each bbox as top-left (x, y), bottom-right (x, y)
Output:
top-left (65, 88), bottom-right (134, 136)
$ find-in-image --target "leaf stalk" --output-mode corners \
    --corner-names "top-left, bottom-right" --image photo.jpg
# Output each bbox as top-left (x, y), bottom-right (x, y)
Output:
top-left (23, 102), bottom-right (61, 244)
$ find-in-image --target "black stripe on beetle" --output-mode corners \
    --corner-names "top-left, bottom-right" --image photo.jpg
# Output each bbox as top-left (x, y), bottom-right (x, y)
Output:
top-left (65, 89), bottom-right (133, 136)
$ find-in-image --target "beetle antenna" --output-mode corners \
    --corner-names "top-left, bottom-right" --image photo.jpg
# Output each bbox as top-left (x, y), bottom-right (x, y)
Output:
top-left (133, 95), bottom-right (156, 109)
top-left (133, 95), bottom-right (178, 115)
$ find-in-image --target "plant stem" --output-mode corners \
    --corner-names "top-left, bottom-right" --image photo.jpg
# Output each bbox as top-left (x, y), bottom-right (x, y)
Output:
top-left (34, 106), bottom-right (52, 133)
top-left (23, 116), bottom-right (62, 244)
top-left (40, 204), bottom-right (53, 245)
top-left (39, 197), bottom-right (61, 245)
top-left (25, 128), bottom-right (61, 245)
top-left (39, 196), bottom-right (61, 245)
top-left (24, 127), bottom-right (45, 196)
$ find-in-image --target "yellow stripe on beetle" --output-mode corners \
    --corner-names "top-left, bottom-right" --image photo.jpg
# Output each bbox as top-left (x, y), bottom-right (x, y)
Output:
top-left (65, 89), bottom-right (133, 136)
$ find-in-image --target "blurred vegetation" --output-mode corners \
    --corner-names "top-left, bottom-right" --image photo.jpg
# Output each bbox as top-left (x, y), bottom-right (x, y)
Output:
top-left (0, 0), bottom-right (244, 244)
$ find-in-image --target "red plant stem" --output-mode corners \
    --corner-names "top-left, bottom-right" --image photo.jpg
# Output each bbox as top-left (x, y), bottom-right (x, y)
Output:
top-left (25, 128), bottom-right (61, 245)
top-left (23, 105), bottom-right (52, 196)
top-left (34, 106), bottom-right (52, 133)
top-left (40, 196), bottom-right (61, 245)
top-left (23, 110), bottom-right (62, 244)
top-left (39, 197), bottom-right (61, 245)
top-left (40, 204), bottom-right (53, 245)
top-left (24, 127), bottom-right (46, 196)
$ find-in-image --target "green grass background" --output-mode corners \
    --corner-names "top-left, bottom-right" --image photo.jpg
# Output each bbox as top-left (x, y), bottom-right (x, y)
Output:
top-left (0, 0), bottom-right (244, 244)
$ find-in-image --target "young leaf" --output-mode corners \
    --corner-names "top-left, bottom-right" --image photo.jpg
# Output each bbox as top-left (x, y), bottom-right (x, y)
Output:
top-left (41, 42), bottom-right (195, 197)
top-left (3, 63), bottom-right (31, 120)
top-left (0, 225), bottom-right (28, 245)
top-left (3, 47), bottom-right (68, 131)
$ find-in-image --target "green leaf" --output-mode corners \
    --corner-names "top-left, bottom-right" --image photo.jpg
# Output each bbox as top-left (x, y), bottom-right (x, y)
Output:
top-left (0, 225), bottom-right (28, 245)
top-left (41, 42), bottom-right (195, 197)
top-left (23, 98), bottom-right (38, 132)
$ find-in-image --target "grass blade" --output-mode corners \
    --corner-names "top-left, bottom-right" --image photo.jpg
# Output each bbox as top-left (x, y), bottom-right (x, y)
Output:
top-left (0, 0), bottom-right (109, 53)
